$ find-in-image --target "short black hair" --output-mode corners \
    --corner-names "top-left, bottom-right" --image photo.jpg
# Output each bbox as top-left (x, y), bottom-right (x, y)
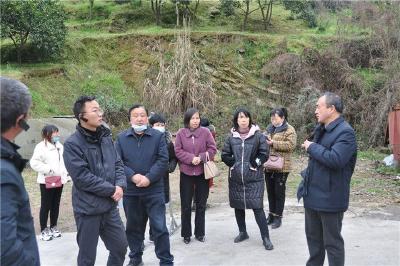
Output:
top-left (200, 118), bottom-right (210, 127)
top-left (128, 104), bottom-right (148, 120)
top-left (323, 92), bottom-right (343, 113)
top-left (73, 95), bottom-right (96, 121)
top-left (149, 113), bottom-right (166, 126)
top-left (41, 124), bottom-right (59, 142)
top-left (0, 77), bottom-right (32, 133)
top-left (233, 107), bottom-right (252, 130)
top-left (183, 108), bottom-right (200, 128)
top-left (270, 107), bottom-right (289, 121)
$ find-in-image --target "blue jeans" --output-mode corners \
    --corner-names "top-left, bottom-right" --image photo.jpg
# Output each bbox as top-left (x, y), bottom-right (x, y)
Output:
top-left (123, 194), bottom-right (173, 265)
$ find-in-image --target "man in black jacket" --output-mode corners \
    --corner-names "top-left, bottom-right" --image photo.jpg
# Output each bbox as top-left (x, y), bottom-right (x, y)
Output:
top-left (1, 77), bottom-right (40, 266)
top-left (63, 96), bottom-right (128, 266)
top-left (115, 104), bottom-right (173, 266)
top-left (299, 92), bottom-right (357, 266)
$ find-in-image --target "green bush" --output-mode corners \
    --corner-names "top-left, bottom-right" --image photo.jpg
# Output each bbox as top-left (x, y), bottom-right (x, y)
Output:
top-left (282, 0), bottom-right (317, 28)
top-left (1, 0), bottom-right (67, 63)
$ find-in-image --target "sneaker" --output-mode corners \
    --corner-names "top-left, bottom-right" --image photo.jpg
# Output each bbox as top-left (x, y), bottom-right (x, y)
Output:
top-left (50, 226), bottom-right (61, 238)
top-left (40, 227), bottom-right (53, 241)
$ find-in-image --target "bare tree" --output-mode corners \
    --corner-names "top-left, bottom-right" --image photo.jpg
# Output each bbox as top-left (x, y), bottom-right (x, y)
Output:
top-left (151, 0), bottom-right (163, 26)
top-left (174, 0), bottom-right (200, 27)
top-left (258, 0), bottom-right (273, 30)
top-left (89, 0), bottom-right (94, 20)
top-left (240, 0), bottom-right (260, 31)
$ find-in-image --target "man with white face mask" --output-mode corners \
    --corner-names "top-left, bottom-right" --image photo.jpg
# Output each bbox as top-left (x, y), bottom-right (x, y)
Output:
top-left (115, 105), bottom-right (174, 266)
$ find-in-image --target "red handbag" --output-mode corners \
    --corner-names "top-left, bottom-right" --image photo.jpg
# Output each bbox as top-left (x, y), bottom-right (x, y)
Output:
top-left (45, 176), bottom-right (62, 189)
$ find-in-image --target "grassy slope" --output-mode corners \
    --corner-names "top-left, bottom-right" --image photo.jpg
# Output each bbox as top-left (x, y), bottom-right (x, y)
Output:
top-left (0, 1), bottom-right (339, 121)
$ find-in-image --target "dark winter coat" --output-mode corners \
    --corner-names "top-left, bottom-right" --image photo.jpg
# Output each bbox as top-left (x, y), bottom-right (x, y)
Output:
top-left (1, 137), bottom-right (40, 266)
top-left (297, 116), bottom-right (357, 212)
top-left (115, 127), bottom-right (168, 197)
top-left (63, 125), bottom-right (127, 215)
top-left (221, 125), bottom-right (268, 209)
top-left (164, 131), bottom-right (178, 203)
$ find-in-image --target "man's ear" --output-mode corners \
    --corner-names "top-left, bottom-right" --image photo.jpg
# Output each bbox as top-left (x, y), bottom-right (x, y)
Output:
top-left (79, 113), bottom-right (88, 122)
top-left (16, 114), bottom-right (30, 131)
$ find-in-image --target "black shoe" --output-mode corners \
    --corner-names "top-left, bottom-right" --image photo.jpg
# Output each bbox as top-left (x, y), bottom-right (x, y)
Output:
top-left (183, 237), bottom-right (191, 244)
top-left (271, 217), bottom-right (282, 229)
top-left (195, 236), bottom-right (205, 242)
top-left (234, 232), bottom-right (249, 243)
top-left (127, 258), bottom-right (143, 266)
top-left (263, 237), bottom-right (274, 250)
top-left (266, 213), bottom-right (274, 225)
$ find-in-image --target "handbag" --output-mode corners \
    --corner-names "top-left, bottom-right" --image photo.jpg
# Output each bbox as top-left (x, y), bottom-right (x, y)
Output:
top-left (264, 154), bottom-right (284, 171)
top-left (45, 176), bottom-right (62, 189)
top-left (204, 152), bottom-right (220, 180)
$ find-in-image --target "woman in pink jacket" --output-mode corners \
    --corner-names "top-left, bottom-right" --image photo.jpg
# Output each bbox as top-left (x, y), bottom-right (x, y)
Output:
top-left (175, 108), bottom-right (217, 244)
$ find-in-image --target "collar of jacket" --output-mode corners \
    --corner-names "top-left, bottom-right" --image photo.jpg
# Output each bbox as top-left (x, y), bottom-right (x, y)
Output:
top-left (231, 124), bottom-right (260, 139)
top-left (266, 121), bottom-right (288, 134)
top-left (43, 140), bottom-right (62, 150)
top-left (181, 127), bottom-right (204, 138)
top-left (1, 136), bottom-right (27, 172)
top-left (125, 127), bottom-right (154, 137)
top-left (76, 124), bottom-right (111, 143)
top-left (324, 116), bottom-right (344, 132)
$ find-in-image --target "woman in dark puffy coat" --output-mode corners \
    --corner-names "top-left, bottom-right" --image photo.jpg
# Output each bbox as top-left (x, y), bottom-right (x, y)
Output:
top-left (221, 108), bottom-right (273, 250)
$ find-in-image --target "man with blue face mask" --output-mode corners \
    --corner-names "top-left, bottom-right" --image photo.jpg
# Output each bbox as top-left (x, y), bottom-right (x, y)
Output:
top-left (115, 105), bottom-right (174, 266)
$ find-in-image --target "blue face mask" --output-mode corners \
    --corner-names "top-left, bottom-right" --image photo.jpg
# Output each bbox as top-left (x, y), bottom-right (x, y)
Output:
top-left (153, 126), bottom-right (165, 133)
top-left (51, 136), bottom-right (60, 143)
top-left (132, 124), bottom-right (147, 133)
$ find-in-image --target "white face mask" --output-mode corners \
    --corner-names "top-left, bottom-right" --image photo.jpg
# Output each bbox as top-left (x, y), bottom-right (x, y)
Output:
top-left (153, 126), bottom-right (165, 133)
top-left (132, 124), bottom-right (147, 133)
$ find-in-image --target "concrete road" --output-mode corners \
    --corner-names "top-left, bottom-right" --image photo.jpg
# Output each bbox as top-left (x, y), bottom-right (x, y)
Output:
top-left (38, 199), bottom-right (400, 266)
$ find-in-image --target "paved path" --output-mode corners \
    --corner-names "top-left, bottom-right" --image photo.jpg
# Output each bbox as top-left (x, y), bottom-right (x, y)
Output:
top-left (38, 200), bottom-right (400, 266)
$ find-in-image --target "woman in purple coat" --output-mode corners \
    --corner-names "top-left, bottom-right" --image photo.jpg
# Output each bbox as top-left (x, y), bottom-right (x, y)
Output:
top-left (175, 108), bottom-right (217, 244)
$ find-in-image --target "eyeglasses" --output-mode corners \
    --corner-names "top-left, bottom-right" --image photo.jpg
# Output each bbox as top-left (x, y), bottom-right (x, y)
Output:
top-left (82, 109), bottom-right (104, 116)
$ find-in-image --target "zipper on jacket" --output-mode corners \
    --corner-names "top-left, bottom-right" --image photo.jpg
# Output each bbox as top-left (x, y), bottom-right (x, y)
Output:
top-left (241, 140), bottom-right (246, 209)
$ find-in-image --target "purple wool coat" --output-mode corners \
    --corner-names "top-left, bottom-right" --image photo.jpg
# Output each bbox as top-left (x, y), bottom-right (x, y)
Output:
top-left (175, 127), bottom-right (217, 176)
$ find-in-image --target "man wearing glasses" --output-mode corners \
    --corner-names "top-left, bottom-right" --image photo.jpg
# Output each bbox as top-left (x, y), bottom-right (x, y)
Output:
top-left (63, 96), bottom-right (128, 266)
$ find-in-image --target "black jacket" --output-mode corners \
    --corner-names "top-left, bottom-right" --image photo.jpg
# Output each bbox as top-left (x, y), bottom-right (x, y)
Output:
top-left (297, 116), bottom-right (357, 212)
top-left (115, 127), bottom-right (168, 196)
top-left (1, 137), bottom-right (40, 266)
top-left (164, 131), bottom-right (178, 203)
top-left (63, 125), bottom-right (126, 215)
top-left (221, 126), bottom-right (268, 209)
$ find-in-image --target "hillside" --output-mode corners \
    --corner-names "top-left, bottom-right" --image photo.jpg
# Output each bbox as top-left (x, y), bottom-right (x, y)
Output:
top-left (1, 0), bottom-right (399, 147)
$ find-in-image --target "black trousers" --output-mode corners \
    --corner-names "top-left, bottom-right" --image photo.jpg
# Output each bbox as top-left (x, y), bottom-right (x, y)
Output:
top-left (123, 194), bottom-right (173, 265)
top-left (180, 172), bottom-right (209, 238)
top-left (265, 172), bottom-right (289, 217)
top-left (234, 208), bottom-right (270, 239)
top-left (305, 208), bottom-right (345, 266)
top-left (74, 208), bottom-right (128, 266)
top-left (39, 184), bottom-right (63, 231)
